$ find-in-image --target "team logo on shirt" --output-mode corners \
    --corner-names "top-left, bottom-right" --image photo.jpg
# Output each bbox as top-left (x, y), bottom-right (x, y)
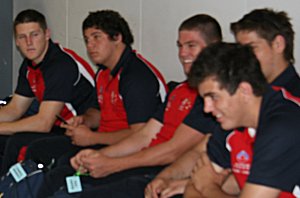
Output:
top-left (178, 98), bottom-right (192, 111)
top-left (236, 150), bottom-right (249, 162)
top-left (111, 91), bottom-right (118, 104)
top-left (232, 150), bottom-right (251, 175)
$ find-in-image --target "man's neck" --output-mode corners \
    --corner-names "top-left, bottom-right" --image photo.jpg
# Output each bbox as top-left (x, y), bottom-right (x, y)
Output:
top-left (244, 96), bottom-right (263, 129)
top-left (105, 44), bottom-right (126, 71)
top-left (268, 59), bottom-right (289, 83)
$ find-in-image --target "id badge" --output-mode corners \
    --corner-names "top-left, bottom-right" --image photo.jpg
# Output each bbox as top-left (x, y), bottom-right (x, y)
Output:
top-left (66, 175), bottom-right (83, 193)
top-left (9, 163), bottom-right (27, 183)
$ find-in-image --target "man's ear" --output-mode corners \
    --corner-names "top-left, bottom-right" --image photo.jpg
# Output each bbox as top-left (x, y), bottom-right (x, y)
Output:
top-left (237, 82), bottom-right (254, 100)
top-left (113, 33), bottom-right (122, 43)
top-left (45, 28), bottom-right (51, 41)
top-left (15, 38), bottom-right (20, 47)
top-left (272, 35), bottom-right (285, 54)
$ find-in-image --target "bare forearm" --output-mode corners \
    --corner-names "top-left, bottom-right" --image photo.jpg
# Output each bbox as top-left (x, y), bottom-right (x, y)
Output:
top-left (91, 122), bottom-right (147, 146)
top-left (202, 184), bottom-right (236, 198)
top-left (0, 106), bottom-right (23, 122)
top-left (99, 132), bottom-right (151, 157)
top-left (155, 132), bottom-right (209, 180)
top-left (184, 181), bottom-right (235, 198)
top-left (0, 114), bottom-right (55, 134)
top-left (100, 119), bottom-right (162, 157)
top-left (0, 94), bottom-right (34, 122)
top-left (0, 100), bottom-right (64, 135)
top-left (157, 148), bottom-right (202, 180)
top-left (104, 125), bottom-right (204, 174)
top-left (114, 138), bottom-right (200, 172)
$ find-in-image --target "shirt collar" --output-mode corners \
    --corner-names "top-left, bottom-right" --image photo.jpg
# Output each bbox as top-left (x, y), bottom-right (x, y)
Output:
top-left (271, 64), bottom-right (297, 87)
top-left (97, 45), bottom-right (132, 77)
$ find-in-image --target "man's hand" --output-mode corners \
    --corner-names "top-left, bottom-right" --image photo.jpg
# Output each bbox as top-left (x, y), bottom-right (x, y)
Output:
top-left (145, 178), bottom-right (168, 198)
top-left (70, 149), bottom-right (98, 172)
top-left (81, 152), bottom-right (118, 178)
top-left (191, 152), bottom-right (231, 193)
top-left (66, 115), bottom-right (85, 127)
top-left (62, 124), bottom-right (94, 146)
top-left (145, 178), bottom-right (188, 198)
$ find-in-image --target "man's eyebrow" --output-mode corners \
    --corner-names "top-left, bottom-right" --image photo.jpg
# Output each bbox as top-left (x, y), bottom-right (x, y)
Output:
top-left (202, 92), bottom-right (214, 97)
top-left (177, 40), bottom-right (198, 45)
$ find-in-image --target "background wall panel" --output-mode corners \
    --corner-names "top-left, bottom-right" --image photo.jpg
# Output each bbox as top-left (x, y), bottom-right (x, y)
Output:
top-left (11, 0), bottom-right (300, 89)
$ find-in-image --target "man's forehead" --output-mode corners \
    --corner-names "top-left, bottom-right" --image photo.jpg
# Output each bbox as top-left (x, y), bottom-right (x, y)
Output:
top-left (199, 77), bottom-right (220, 94)
top-left (235, 30), bottom-right (264, 43)
top-left (84, 27), bottom-right (103, 35)
top-left (15, 22), bottom-right (43, 34)
top-left (178, 30), bottom-right (205, 41)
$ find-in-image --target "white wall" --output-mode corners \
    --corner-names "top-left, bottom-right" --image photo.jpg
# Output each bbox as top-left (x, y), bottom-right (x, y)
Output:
top-left (13, 0), bottom-right (300, 89)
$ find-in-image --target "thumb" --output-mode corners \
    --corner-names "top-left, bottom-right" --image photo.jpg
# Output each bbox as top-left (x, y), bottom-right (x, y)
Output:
top-left (220, 168), bottom-right (231, 181)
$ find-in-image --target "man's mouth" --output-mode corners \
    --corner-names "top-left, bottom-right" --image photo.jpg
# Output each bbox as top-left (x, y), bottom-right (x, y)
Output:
top-left (182, 59), bottom-right (193, 64)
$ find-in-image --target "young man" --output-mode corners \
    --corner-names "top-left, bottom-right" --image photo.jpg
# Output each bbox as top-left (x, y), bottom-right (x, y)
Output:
top-left (185, 42), bottom-right (300, 198)
top-left (0, 9), bottom-right (95, 173)
top-left (37, 14), bottom-right (223, 197)
top-left (63, 10), bottom-right (168, 145)
top-left (146, 8), bottom-right (300, 198)
top-left (230, 8), bottom-right (300, 95)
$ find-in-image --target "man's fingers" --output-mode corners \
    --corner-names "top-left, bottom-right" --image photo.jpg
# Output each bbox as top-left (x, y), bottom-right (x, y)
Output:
top-left (61, 123), bottom-right (75, 130)
top-left (199, 152), bottom-right (211, 166)
top-left (220, 168), bottom-right (231, 178)
top-left (202, 133), bottom-right (212, 145)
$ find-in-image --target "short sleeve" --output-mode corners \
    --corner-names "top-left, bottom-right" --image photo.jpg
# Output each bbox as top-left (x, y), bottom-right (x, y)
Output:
top-left (207, 127), bottom-right (232, 168)
top-left (183, 96), bottom-right (219, 133)
top-left (248, 117), bottom-right (300, 192)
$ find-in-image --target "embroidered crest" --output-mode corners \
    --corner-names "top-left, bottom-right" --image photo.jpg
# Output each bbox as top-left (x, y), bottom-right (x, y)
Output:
top-left (178, 98), bottom-right (192, 111)
top-left (232, 150), bottom-right (251, 175)
top-left (236, 150), bottom-right (249, 162)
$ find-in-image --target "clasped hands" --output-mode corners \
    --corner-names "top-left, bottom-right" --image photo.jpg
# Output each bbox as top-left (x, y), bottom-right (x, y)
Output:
top-left (190, 152), bottom-right (231, 194)
top-left (70, 148), bottom-right (118, 178)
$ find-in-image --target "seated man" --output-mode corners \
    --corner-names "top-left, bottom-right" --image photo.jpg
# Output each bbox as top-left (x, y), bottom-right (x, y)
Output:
top-left (37, 14), bottom-right (223, 197)
top-left (0, 9), bottom-right (95, 173)
top-left (146, 8), bottom-right (300, 198)
top-left (185, 42), bottom-right (300, 197)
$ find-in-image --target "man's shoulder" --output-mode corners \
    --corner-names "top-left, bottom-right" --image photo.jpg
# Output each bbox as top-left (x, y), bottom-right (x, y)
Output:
top-left (120, 55), bottom-right (158, 83)
top-left (168, 82), bottom-right (197, 98)
top-left (43, 47), bottom-right (79, 74)
top-left (274, 64), bottom-right (300, 97)
top-left (258, 89), bottom-right (299, 133)
top-left (50, 45), bottom-right (76, 64)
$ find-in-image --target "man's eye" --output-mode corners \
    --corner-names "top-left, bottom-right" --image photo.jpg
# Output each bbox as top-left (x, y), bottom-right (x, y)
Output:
top-left (32, 33), bottom-right (40, 37)
top-left (211, 95), bottom-right (218, 101)
top-left (17, 35), bottom-right (25, 40)
top-left (94, 35), bottom-right (101, 40)
top-left (188, 44), bottom-right (196, 48)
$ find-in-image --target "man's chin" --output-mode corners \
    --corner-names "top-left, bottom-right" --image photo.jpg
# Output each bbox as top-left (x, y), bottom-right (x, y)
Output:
top-left (220, 123), bottom-right (235, 131)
